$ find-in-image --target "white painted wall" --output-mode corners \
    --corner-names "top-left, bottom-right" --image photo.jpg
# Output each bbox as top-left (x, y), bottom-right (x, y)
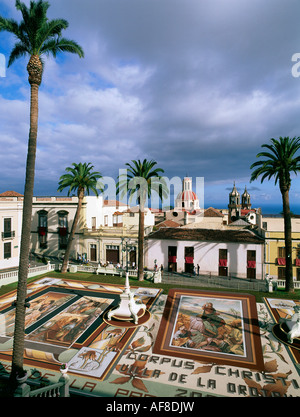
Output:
top-left (0, 198), bottom-right (23, 270)
top-left (144, 238), bottom-right (264, 279)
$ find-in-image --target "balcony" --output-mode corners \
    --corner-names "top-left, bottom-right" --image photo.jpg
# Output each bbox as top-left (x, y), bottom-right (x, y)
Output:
top-left (2, 230), bottom-right (15, 239)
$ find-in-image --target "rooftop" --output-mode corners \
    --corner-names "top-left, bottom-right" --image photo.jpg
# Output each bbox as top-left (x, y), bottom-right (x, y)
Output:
top-left (146, 227), bottom-right (264, 244)
top-left (0, 190), bottom-right (23, 197)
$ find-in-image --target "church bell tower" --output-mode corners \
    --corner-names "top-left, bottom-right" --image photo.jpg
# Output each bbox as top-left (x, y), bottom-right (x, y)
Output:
top-left (228, 182), bottom-right (241, 222)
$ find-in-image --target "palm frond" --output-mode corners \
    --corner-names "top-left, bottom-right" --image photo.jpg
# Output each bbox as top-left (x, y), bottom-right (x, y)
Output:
top-left (117, 159), bottom-right (166, 205)
top-left (250, 136), bottom-right (300, 190)
top-left (40, 37), bottom-right (84, 58)
top-left (1, 0), bottom-right (84, 71)
top-left (58, 162), bottom-right (102, 197)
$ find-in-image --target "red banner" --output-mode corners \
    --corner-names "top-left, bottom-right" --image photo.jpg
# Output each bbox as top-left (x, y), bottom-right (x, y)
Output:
top-left (168, 256), bottom-right (177, 263)
top-left (185, 257), bottom-right (194, 264)
top-left (247, 260), bottom-right (256, 268)
top-left (277, 258), bottom-right (286, 266)
top-left (219, 259), bottom-right (227, 267)
top-left (38, 227), bottom-right (46, 236)
top-left (296, 259), bottom-right (300, 266)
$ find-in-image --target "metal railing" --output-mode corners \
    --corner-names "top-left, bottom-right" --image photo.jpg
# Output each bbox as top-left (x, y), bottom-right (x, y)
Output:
top-left (0, 262), bottom-right (56, 287)
top-left (162, 272), bottom-right (269, 292)
top-left (1, 231), bottom-right (15, 239)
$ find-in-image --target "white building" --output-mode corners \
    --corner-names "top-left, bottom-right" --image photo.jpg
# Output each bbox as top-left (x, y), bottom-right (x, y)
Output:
top-left (0, 191), bottom-right (23, 269)
top-left (145, 227), bottom-right (264, 279)
top-left (31, 195), bottom-right (80, 260)
top-left (81, 197), bottom-right (155, 265)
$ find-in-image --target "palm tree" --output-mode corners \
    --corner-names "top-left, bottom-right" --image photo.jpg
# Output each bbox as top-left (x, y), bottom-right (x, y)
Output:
top-left (250, 136), bottom-right (300, 292)
top-left (117, 159), bottom-right (168, 281)
top-left (0, 0), bottom-right (84, 381)
top-left (58, 162), bottom-right (103, 273)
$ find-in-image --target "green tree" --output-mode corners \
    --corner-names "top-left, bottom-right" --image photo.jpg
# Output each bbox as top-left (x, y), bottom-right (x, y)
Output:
top-left (0, 0), bottom-right (84, 382)
top-left (250, 136), bottom-right (300, 292)
top-left (117, 159), bottom-right (168, 281)
top-left (58, 162), bottom-right (103, 273)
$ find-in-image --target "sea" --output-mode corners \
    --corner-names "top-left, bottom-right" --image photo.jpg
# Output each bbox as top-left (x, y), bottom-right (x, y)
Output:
top-left (204, 203), bottom-right (300, 216)
top-left (256, 203), bottom-right (300, 216)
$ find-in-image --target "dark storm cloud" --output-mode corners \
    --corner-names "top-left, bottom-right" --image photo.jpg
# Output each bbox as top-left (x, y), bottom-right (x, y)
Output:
top-left (1, 0), bottom-right (300, 206)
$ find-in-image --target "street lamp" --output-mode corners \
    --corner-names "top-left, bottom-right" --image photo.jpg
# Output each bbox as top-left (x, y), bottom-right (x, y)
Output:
top-left (121, 237), bottom-right (136, 272)
top-left (107, 238), bottom-right (145, 324)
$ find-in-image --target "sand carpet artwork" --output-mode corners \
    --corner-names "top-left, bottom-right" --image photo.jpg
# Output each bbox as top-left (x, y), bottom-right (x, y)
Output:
top-left (0, 278), bottom-right (160, 381)
top-left (264, 298), bottom-right (300, 364)
top-left (153, 289), bottom-right (265, 371)
top-left (1, 279), bottom-right (300, 397)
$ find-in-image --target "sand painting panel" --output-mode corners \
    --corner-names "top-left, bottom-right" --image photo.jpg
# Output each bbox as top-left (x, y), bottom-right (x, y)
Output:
top-left (170, 295), bottom-right (246, 357)
top-left (25, 296), bottom-right (113, 348)
top-left (0, 291), bottom-right (75, 338)
top-left (153, 289), bottom-right (264, 370)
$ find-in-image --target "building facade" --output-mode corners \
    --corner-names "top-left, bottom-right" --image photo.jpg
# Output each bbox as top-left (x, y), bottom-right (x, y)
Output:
top-left (145, 227), bottom-right (264, 279)
top-left (81, 197), bottom-right (155, 266)
top-left (31, 196), bottom-right (81, 260)
top-left (263, 216), bottom-right (300, 281)
top-left (0, 191), bottom-right (23, 269)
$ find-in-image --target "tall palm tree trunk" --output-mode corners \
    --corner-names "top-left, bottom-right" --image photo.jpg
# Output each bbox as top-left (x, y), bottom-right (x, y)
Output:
top-left (281, 186), bottom-right (294, 292)
top-left (138, 200), bottom-right (145, 281)
top-left (61, 189), bottom-right (84, 273)
top-left (11, 79), bottom-right (40, 380)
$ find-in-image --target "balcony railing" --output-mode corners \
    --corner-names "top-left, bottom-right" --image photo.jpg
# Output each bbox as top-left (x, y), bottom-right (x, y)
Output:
top-left (1, 231), bottom-right (15, 239)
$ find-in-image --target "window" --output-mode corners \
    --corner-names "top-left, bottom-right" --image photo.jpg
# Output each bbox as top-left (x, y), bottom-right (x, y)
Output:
top-left (38, 211), bottom-right (47, 228)
top-left (4, 242), bottom-right (11, 259)
top-left (167, 247), bottom-right (177, 272)
top-left (219, 249), bottom-right (228, 276)
top-left (58, 211), bottom-right (68, 250)
top-left (59, 234), bottom-right (68, 250)
top-left (38, 210), bottom-right (48, 249)
top-left (247, 250), bottom-right (256, 279)
top-left (3, 218), bottom-right (14, 239)
top-left (184, 246), bottom-right (194, 273)
top-left (104, 215), bottom-right (108, 226)
top-left (58, 211), bottom-right (68, 228)
top-left (219, 249), bottom-right (227, 260)
top-left (92, 217), bottom-right (96, 230)
top-left (278, 267), bottom-right (285, 280)
top-left (278, 247), bottom-right (286, 258)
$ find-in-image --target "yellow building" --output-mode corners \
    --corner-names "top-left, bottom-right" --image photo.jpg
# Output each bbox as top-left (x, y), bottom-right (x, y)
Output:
top-left (263, 216), bottom-right (300, 281)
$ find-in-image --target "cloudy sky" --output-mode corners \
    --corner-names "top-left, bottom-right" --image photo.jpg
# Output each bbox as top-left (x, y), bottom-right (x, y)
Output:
top-left (0, 0), bottom-right (300, 212)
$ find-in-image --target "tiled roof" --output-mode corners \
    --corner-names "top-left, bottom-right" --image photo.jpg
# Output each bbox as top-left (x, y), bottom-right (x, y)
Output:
top-left (155, 220), bottom-right (180, 229)
top-left (103, 199), bottom-right (128, 207)
top-left (0, 190), bottom-right (23, 197)
top-left (146, 227), bottom-right (264, 244)
top-left (204, 207), bottom-right (224, 217)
